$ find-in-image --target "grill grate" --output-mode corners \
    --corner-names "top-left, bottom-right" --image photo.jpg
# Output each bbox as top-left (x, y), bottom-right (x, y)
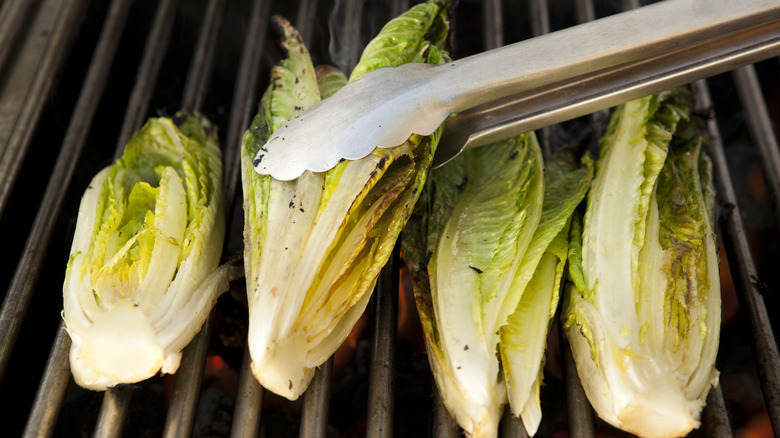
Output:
top-left (0, 0), bottom-right (778, 437)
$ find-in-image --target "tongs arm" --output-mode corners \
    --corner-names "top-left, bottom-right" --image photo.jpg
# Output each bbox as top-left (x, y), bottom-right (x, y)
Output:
top-left (254, 0), bottom-right (780, 180)
top-left (434, 0), bottom-right (780, 167)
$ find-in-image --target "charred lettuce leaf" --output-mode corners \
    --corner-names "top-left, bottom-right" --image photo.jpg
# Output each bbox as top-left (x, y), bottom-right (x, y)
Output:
top-left (241, 1), bottom-right (452, 400)
top-left (403, 136), bottom-right (592, 437)
top-left (562, 89), bottom-right (720, 438)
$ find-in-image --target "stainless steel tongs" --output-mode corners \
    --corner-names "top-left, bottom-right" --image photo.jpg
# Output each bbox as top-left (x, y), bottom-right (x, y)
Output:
top-left (253, 0), bottom-right (780, 180)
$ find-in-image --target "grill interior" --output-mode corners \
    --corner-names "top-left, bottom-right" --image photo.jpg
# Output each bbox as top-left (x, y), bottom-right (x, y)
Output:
top-left (0, 0), bottom-right (779, 437)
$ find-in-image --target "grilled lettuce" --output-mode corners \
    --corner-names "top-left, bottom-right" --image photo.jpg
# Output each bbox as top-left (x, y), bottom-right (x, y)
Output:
top-left (63, 112), bottom-right (238, 391)
top-left (241, 2), bottom-right (452, 400)
top-left (403, 135), bottom-right (593, 437)
top-left (562, 89), bottom-right (720, 438)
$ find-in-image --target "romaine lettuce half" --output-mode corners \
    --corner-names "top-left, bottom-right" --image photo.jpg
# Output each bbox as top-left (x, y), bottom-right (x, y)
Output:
top-left (241, 1), bottom-right (451, 400)
top-left (403, 136), bottom-right (593, 437)
top-left (562, 89), bottom-right (720, 438)
top-left (63, 112), bottom-right (238, 391)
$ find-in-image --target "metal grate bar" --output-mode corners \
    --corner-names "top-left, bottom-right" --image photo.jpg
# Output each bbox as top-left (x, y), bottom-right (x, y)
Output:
top-left (93, 387), bottom-right (133, 438)
top-left (562, 336), bottom-right (597, 438)
top-left (160, 0), bottom-right (230, 434)
top-left (703, 383), bottom-right (734, 437)
top-left (295, 0), bottom-right (318, 48)
top-left (231, 345), bottom-right (264, 438)
top-left (622, 0), bottom-right (640, 12)
top-left (732, 65), bottom-right (780, 229)
top-left (181, 0), bottom-right (227, 112)
top-left (575, 0), bottom-right (596, 24)
top-left (366, 250), bottom-right (400, 437)
top-left (433, 388), bottom-right (460, 437)
top-left (23, 323), bottom-right (72, 438)
top-left (222, 0), bottom-right (271, 208)
top-left (329, 0), bottom-right (363, 74)
top-left (0, 0), bottom-right (87, 220)
top-left (483, 0), bottom-right (503, 52)
top-left (300, 358), bottom-right (334, 438)
top-left (17, 0), bottom-right (136, 435)
top-left (19, 311), bottom-right (73, 420)
top-left (700, 372), bottom-right (735, 433)
top-left (0, 0), bottom-right (130, 384)
top-left (0, 0), bottom-right (38, 75)
top-left (390, 0), bottom-right (410, 20)
top-left (163, 314), bottom-right (217, 438)
top-left (577, 0), bottom-right (611, 136)
top-left (555, 3), bottom-right (609, 435)
top-left (304, 371), bottom-right (333, 436)
top-left (528, 0), bottom-right (550, 40)
top-left (552, 10), bottom-right (598, 437)
top-left (695, 77), bottom-right (780, 435)
top-left (689, 82), bottom-right (738, 438)
top-left (500, 404), bottom-right (529, 438)
top-left (225, 0), bottom-right (274, 434)
top-left (665, 81), bottom-right (737, 438)
top-left (528, 0), bottom-right (552, 160)
top-left (90, 0), bottom-right (182, 435)
top-left (114, 0), bottom-right (181, 155)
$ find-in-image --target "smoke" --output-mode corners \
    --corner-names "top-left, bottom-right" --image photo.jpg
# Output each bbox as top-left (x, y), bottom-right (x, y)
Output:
top-left (328, 0), bottom-right (364, 74)
top-left (328, 0), bottom-right (396, 74)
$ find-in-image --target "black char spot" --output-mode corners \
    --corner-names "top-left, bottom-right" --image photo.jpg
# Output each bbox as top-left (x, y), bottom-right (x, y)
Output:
top-left (456, 176), bottom-right (468, 191)
top-left (172, 113), bottom-right (188, 127)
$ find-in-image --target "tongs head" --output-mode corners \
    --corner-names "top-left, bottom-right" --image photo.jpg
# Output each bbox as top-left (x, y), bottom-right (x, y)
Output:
top-left (252, 63), bottom-right (449, 181)
top-left (254, 0), bottom-right (780, 181)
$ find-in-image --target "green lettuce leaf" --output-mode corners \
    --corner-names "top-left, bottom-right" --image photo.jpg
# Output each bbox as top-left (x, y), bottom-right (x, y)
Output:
top-left (562, 89), bottom-right (720, 437)
top-left (404, 134), bottom-right (592, 437)
top-left (241, 2), bottom-right (452, 400)
top-left (63, 112), bottom-right (238, 391)
top-left (499, 149), bottom-right (593, 435)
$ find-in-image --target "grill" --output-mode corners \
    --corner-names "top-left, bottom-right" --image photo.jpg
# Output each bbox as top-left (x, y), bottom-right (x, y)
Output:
top-left (0, 0), bottom-right (778, 437)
